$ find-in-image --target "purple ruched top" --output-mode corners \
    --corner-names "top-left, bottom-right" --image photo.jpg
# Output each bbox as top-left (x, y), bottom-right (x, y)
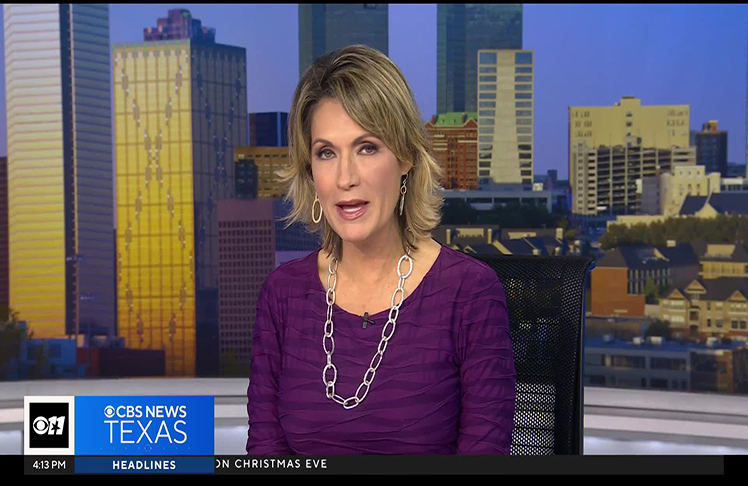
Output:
top-left (246, 242), bottom-right (516, 455)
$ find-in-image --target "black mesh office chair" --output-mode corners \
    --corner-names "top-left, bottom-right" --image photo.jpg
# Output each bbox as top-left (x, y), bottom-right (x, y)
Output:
top-left (468, 254), bottom-right (596, 455)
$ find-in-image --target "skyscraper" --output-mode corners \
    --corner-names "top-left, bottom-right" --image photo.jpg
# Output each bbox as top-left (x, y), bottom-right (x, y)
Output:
top-left (568, 97), bottom-right (691, 198)
top-left (298, 4), bottom-right (389, 77)
top-left (144, 8), bottom-right (216, 43)
top-left (424, 112), bottom-right (478, 190)
top-left (0, 157), bottom-right (8, 317)
top-left (694, 120), bottom-right (728, 177)
top-left (437, 4), bottom-right (523, 114)
top-left (4, 4), bottom-right (114, 339)
top-left (477, 49), bottom-right (534, 186)
top-left (114, 12), bottom-right (248, 376)
top-left (249, 112), bottom-right (288, 147)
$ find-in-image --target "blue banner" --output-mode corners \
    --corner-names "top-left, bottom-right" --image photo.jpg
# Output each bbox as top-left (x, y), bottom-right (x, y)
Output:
top-left (74, 396), bottom-right (214, 456)
top-left (75, 456), bottom-right (214, 474)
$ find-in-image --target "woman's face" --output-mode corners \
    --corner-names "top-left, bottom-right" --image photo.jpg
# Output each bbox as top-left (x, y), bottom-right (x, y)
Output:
top-left (310, 98), bottom-right (409, 245)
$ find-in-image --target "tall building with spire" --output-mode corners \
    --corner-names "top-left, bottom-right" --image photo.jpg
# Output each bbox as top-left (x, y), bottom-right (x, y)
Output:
top-left (113, 10), bottom-right (247, 376)
top-left (3, 4), bottom-right (114, 339)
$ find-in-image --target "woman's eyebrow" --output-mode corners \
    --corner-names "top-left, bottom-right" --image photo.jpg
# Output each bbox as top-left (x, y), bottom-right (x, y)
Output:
top-left (311, 133), bottom-right (379, 148)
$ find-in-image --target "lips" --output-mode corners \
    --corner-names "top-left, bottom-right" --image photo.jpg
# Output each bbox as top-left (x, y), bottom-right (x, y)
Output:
top-left (336, 201), bottom-right (369, 220)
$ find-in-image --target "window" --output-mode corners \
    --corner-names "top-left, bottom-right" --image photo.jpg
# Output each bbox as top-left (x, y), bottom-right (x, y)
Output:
top-left (479, 136), bottom-right (493, 143)
top-left (479, 118), bottom-right (495, 125)
top-left (515, 93), bottom-right (532, 99)
top-left (479, 67), bottom-right (496, 74)
top-left (516, 110), bottom-right (532, 117)
top-left (479, 161), bottom-right (491, 168)
top-left (732, 320), bottom-right (739, 329)
top-left (479, 127), bottom-right (493, 134)
top-left (480, 92), bottom-right (496, 100)
top-left (650, 378), bottom-right (669, 390)
top-left (518, 144), bottom-right (532, 151)
top-left (479, 75), bottom-right (497, 83)
top-left (479, 101), bottom-right (496, 108)
top-left (364, 4), bottom-right (377, 9)
top-left (516, 101), bottom-right (532, 108)
top-left (479, 110), bottom-right (495, 117)
top-left (515, 76), bottom-right (532, 82)
top-left (515, 52), bottom-right (533, 64)
top-left (516, 67), bottom-right (532, 74)
top-left (588, 375), bottom-right (605, 385)
top-left (517, 127), bottom-right (532, 134)
top-left (611, 355), bottom-right (646, 369)
top-left (626, 121), bottom-right (632, 127)
top-left (515, 84), bottom-right (532, 91)
top-left (480, 84), bottom-right (497, 91)
top-left (517, 118), bottom-right (532, 125)
top-left (716, 320), bottom-right (723, 328)
top-left (479, 144), bottom-right (493, 151)
top-left (519, 153), bottom-right (532, 159)
top-left (480, 52), bottom-right (497, 64)
top-left (518, 136), bottom-right (532, 142)
top-left (707, 318), bottom-right (712, 327)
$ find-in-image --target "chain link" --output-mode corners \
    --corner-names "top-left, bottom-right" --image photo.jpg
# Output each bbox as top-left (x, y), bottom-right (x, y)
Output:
top-left (322, 247), bottom-right (412, 409)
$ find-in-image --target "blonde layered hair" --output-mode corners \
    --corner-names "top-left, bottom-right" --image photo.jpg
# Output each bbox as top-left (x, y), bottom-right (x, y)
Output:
top-left (276, 44), bottom-right (444, 261)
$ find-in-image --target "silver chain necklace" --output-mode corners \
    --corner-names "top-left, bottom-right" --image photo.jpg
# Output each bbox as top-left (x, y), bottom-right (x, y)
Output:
top-left (322, 247), bottom-right (413, 409)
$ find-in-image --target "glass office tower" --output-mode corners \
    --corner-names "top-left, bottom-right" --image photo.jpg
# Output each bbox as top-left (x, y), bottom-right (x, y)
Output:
top-left (4, 4), bottom-right (114, 339)
top-left (299, 4), bottom-right (388, 77)
top-left (437, 4), bottom-right (522, 114)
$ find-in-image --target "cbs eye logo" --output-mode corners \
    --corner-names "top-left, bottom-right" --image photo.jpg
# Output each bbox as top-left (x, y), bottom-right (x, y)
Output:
top-left (29, 403), bottom-right (69, 449)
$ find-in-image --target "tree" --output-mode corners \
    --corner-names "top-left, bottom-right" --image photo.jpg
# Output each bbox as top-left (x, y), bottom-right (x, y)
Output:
top-left (441, 199), bottom-right (478, 225)
top-left (0, 308), bottom-right (33, 380)
top-left (644, 278), bottom-right (661, 305)
top-left (221, 351), bottom-right (250, 377)
top-left (645, 319), bottom-right (672, 340)
top-left (600, 214), bottom-right (748, 250)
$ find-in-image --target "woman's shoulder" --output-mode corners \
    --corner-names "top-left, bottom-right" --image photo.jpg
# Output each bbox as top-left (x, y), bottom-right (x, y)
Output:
top-left (438, 244), bottom-right (502, 286)
top-left (261, 248), bottom-right (321, 298)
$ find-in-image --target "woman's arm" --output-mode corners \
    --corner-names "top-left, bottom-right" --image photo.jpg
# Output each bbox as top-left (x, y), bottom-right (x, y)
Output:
top-left (456, 269), bottom-right (517, 455)
top-left (246, 279), bottom-right (293, 455)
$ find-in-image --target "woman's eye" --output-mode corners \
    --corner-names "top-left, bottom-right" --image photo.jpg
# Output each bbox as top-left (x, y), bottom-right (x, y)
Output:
top-left (318, 148), bottom-right (333, 159)
top-left (361, 144), bottom-right (379, 155)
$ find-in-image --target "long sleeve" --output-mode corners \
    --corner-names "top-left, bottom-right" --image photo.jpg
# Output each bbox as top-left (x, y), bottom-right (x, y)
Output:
top-left (246, 278), bottom-right (293, 455)
top-left (456, 269), bottom-right (516, 455)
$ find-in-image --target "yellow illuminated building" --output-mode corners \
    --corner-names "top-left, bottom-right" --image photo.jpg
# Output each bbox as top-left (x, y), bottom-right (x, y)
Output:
top-left (569, 97), bottom-right (690, 197)
top-left (113, 39), bottom-right (247, 376)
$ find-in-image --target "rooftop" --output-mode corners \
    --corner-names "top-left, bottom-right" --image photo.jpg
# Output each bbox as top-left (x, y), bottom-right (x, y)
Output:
top-left (585, 336), bottom-right (747, 353)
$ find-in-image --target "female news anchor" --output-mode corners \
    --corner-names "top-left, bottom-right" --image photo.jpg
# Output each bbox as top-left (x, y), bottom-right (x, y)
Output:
top-left (246, 45), bottom-right (516, 455)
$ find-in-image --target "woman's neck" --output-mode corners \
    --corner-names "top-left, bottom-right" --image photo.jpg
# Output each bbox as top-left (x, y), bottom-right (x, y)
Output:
top-left (336, 224), bottom-right (412, 287)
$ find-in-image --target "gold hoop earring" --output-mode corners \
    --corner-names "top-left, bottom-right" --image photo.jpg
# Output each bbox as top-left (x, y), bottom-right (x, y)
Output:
top-left (399, 173), bottom-right (408, 216)
top-left (312, 193), bottom-right (323, 224)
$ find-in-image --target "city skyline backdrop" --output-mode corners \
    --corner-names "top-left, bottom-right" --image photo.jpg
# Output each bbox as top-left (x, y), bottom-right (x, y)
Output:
top-left (0, 3), bottom-right (747, 181)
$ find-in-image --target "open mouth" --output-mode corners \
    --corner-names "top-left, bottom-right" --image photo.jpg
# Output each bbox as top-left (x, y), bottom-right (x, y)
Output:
top-left (336, 201), bottom-right (369, 220)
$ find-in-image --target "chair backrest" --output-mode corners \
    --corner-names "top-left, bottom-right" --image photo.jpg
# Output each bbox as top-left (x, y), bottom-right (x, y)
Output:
top-left (468, 254), bottom-right (596, 455)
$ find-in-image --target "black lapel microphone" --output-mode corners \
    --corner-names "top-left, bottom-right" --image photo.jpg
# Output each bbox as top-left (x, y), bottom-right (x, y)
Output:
top-left (362, 312), bottom-right (375, 330)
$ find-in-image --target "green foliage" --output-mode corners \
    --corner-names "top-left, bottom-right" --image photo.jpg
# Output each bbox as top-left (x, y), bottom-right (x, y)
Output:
top-left (221, 350), bottom-right (250, 377)
top-left (600, 214), bottom-right (748, 250)
top-left (644, 278), bottom-right (662, 304)
top-left (644, 319), bottom-right (672, 340)
top-left (0, 308), bottom-right (34, 380)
